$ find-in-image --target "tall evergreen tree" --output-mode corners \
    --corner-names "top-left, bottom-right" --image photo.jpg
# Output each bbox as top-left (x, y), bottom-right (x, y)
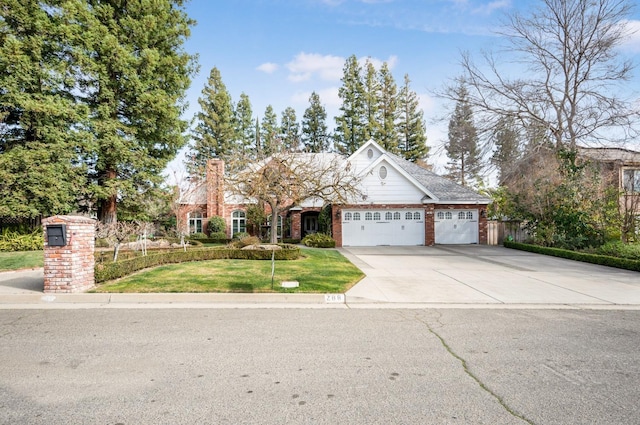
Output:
top-left (376, 62), bottom-right (399, 153)
top-left (334, 55), bottom-right (366, 155)
top-left (83, 0), bottom-right (195, 223)
top-left (491, 116), bottom-right (521, 183)
top-left (445, 82), bottom-right (481, 186)
top-left (0, 0), bottom-right (88, 218)
top-left (254, 118), bottom-right (262, 158)
top-left (190, 67), bottom-right (236, 172)
top-left (301, 92), bottom-right (330, 153)
top-left (362, 59), bottom-right (380, 142)
top-left (397, 74), bottom-right (428, 163)
top-left (233, 92), bottom-right (255, 159)
top-left (280, 107), bottom-right (300, 152)
top-left (260, 105), bottom-right (279, 157)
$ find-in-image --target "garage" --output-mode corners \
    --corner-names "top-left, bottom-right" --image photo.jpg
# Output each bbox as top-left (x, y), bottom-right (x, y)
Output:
top-left (341, 209), bottom-right (425, 246)
top-left (434, 209), bottom-right (478, 244)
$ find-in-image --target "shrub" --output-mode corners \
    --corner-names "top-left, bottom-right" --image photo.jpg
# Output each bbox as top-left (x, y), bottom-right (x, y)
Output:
top-left (95, 245), bottom-right (301, 283)
top-left (233, 232), bottom-right (250, 240)
top-left (209, 232), bottom-right (228, 240)
top-left (207, 216), bottom-right (226, 233)
top-left (302, 233), bottom-right (335, 248)
top-left (595, 241), bottom-right (640, 260)
top-left (228, 235), bottom-right (261, 248)
top-left (0, 229), bottom-right (44, 252)
top-left (189, 232), bottom-right (208, 239)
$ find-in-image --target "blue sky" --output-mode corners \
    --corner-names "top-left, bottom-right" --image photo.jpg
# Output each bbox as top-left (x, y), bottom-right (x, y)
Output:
top-left (173, 0), bottom-right (640, 174)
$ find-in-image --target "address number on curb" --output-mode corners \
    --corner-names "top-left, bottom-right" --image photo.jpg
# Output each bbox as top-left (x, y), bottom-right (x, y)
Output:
top-left (325, 294), bottom-right (345, 303)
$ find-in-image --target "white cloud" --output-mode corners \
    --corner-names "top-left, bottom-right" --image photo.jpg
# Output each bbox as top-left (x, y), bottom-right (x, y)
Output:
top-left (620, 20), bottom-right (640, 53)
top-left (418, 93), bottom-right (435, 114)
top-left (291, 87), bottom-right (341, 109)
top-left (359, 55), bottom-right (398, 70)
top-left (472, 0), bottom-right (510, 15)
top-left (286, 53), bottom-right (345, 82)
top-left (256, 62), bottom-right (279, 74)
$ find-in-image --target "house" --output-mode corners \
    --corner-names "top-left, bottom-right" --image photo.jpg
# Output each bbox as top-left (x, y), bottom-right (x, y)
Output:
top-left (179, 140), bottom-right (491, 246)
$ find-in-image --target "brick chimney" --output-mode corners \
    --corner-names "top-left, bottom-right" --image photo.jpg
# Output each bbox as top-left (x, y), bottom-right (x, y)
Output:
top-left (206, 159), bottom-right (225, 219)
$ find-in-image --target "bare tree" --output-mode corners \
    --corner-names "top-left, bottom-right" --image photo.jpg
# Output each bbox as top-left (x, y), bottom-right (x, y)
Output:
top-left (445, 0), bottom-right (639, 152)
top-left (96, 221), bottom-right (137, 262)
top-left (226, 152), bottom-right (363, 244)
top-left (168, 170), bottom-right (202, 251)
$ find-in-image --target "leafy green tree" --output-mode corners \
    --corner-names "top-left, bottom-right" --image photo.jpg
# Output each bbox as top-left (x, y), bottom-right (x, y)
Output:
top-left (83, 0), bottom-right (196, 223)
top-left (376, 62), bottom-right (398, 153)
top-left (491, 116), bottom-right (521, 183)
top-left (191, 67), bottom-right (236, 172)
top-left (445, 82), bottom-right (481, 186)
top-left (334, 55), bottom-right (366, 155)
top-left (397, 75), bottom-right (428, 163)
top-left (362, 59), bottom-right (380, 142)
top-left (301, 92), bottom-right (330, 153)
top-left (260, 105), bottom-right (280, 157)
top-left (0, 1), bottom-right (89, 218)
top-left (280, 107), bottom-right (300, 152)
top-left (233, 92), bottom-right (255, 160)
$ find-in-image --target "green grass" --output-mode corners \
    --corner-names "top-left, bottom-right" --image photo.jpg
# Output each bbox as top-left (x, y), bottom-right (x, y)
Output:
top-left (93, 248), bottom-right (364, 293)
top-left (0, 251), bottom-right (44, 271)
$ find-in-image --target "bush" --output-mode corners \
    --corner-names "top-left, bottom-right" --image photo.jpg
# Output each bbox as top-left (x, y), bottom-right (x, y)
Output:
top-left (595, 241), bottom-right (640, 260)
top-left (189, 232), bottom-right (208, 239)
top-left (301, 233), bottom-right (335, 248)
top-left (209, 232), bottom-right (228, 240)
top-left (504, 241), bottom-right (640, 272)
top-left (233, 232), bottom-right (250, 240)
top-left (0, 229), bottom-right (44, 252)
top-left (95, 245), bottom-right (301, 283)
top-left (228, 235), bottom-right (261, 248)
top-left (207, 216), bottom-right (226, 233)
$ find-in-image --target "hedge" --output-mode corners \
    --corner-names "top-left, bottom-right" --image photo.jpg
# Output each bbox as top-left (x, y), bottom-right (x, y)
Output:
top-left (95, 245), bottom-right (301, 283)
top-left (504, 241), bottom-right (640, 272)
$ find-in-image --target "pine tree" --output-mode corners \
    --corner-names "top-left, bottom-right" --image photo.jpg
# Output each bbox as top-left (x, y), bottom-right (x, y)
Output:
top-left (397, 74), bottom-right (428, 163)
top-left (0, 0), bottom-right (88, 218)
top-left (491, 116), bottom-right (521, 183)
top-left (190, 67), bottom-right (236, 172)
top-left (255, 118), bottom-right (262, 158)
top-left (362, 59), bottom-right (380, 142)
top-left (445, 82), bottom-right (481, 186)
top-left (334, 55), bottom-right (366, 155)
top-left (233, 92), bottom-right (255, 159)
top-left (280, 107), bottom-right (300, 152)
top-left (261, 105), bottom-right (280, 156)
top-left (376, 62), bottom-right (399, 153)
top-left (83, 0), bottom-right (195, 223)
top-left (301, 92), bottom-right (330, 153)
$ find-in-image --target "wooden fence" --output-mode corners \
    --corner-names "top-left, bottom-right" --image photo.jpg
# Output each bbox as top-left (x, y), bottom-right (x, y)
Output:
top-left (487, 220), bottom-right (529, 245)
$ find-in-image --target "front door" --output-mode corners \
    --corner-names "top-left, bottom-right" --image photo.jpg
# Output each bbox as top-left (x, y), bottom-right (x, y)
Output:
top-left (303, 215), bottom-right (318, 235)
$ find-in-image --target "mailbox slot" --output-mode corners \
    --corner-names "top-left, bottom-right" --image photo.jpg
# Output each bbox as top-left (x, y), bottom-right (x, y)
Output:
top-left (46, 224), bottom-right (67, 246)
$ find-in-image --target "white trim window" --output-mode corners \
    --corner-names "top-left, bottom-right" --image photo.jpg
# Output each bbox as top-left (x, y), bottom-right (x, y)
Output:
top-left (232, 210), bottom-right (246, 235)
top-left (623, 169), bottom-right (640, 193)
top-left (188, 211), bottom-right (203, 234)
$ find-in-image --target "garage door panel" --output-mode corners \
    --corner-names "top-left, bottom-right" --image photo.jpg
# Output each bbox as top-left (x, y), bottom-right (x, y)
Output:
top-left (342, 209), bottom-right (424, 246)
top-left (434, 209), bottom-right (478, 244)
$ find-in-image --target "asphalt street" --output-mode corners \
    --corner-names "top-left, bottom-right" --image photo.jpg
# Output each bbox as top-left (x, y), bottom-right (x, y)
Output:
top-left (1, 308), bottom-right (639, 424)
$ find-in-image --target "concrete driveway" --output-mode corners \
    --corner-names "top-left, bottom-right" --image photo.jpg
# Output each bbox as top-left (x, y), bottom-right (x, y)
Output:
top-left (341, 245), bottom-right (640, 306)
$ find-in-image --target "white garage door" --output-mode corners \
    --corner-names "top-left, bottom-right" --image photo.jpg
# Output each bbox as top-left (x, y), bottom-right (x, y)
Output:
top-left (434, 209), bottom-right (478, 244)
top-left (342, 210), bottom-right (425, 246)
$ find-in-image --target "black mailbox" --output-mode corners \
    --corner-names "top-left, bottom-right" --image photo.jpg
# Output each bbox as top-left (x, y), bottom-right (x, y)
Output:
top-left (46, 224), bottom-right (67, 246)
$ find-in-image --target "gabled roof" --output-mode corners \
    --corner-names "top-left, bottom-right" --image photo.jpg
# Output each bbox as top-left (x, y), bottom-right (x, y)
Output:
top-left (578, 146), bottom-right (640, 164)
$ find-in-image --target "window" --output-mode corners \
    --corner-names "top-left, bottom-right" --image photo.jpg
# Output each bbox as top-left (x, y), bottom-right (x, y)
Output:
top-left (379, 166), bottom-right (388, 180)
top-left (437, 211), bottom-right (444, 220)
top-left (344, 212), bottom-right (352, 221)
top-left (267, 215), bottom-right (283, 239)
top-left (414, 212), bottom-right (421, 220)
top-left (373, 212), bottom-right (381, 220)
top-left (365, 212), bottom-right (373, 221)
top-left (394, 212), bottom-right (401, 220)
top-left (458, 212), bottom-right (466, 220)
top-left (467, 211), bottom-right (473, 220)
top-left (367, 148), bottom-right (373, 159)
top-left (188, 211), bottom-right (203, 234)
top-left (385, 212), bottom-right (393, 220)
top-left (232, 210), bottom-right (246, 236)
top-left (445, 212), bottom-right (452, 220)
top-left (623, 169), bottom-right (640, 193)
top-left (353, 212), bottom-right (361, 221)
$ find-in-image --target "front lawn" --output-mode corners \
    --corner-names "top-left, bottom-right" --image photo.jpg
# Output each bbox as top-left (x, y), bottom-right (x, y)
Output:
top-left (0, 251), bottom-right (44, 272)
top-left (93, 248), bottom-right (364, 293)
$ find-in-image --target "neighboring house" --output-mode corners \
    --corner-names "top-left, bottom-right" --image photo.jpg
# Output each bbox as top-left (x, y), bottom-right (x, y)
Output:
top-left (578, 146), bottom-right (640, 237)
top-left (179, 140), bottom-right (491, 246)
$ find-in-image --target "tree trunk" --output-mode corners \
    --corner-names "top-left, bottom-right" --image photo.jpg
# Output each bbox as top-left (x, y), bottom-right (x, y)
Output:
top-left (270, 207), bottom-right (279, 244)
top-left (98, 169), bottom-right (118, 224)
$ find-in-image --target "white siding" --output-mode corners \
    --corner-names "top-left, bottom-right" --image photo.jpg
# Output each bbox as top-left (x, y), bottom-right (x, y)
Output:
top-left (358, 160), bottom-right (425, 204)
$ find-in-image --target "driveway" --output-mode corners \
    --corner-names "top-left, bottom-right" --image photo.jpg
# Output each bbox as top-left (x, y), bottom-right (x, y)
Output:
top-left (341, 245), bottom-right (640, 306)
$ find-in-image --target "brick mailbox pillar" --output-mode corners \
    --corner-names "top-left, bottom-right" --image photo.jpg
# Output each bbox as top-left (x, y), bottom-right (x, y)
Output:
top-left (42, 215), bottom-right (96, 293)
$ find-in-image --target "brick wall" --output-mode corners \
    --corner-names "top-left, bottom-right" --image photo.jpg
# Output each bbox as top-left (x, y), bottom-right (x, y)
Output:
top-left (42, 215), bottom-right (95, 293)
